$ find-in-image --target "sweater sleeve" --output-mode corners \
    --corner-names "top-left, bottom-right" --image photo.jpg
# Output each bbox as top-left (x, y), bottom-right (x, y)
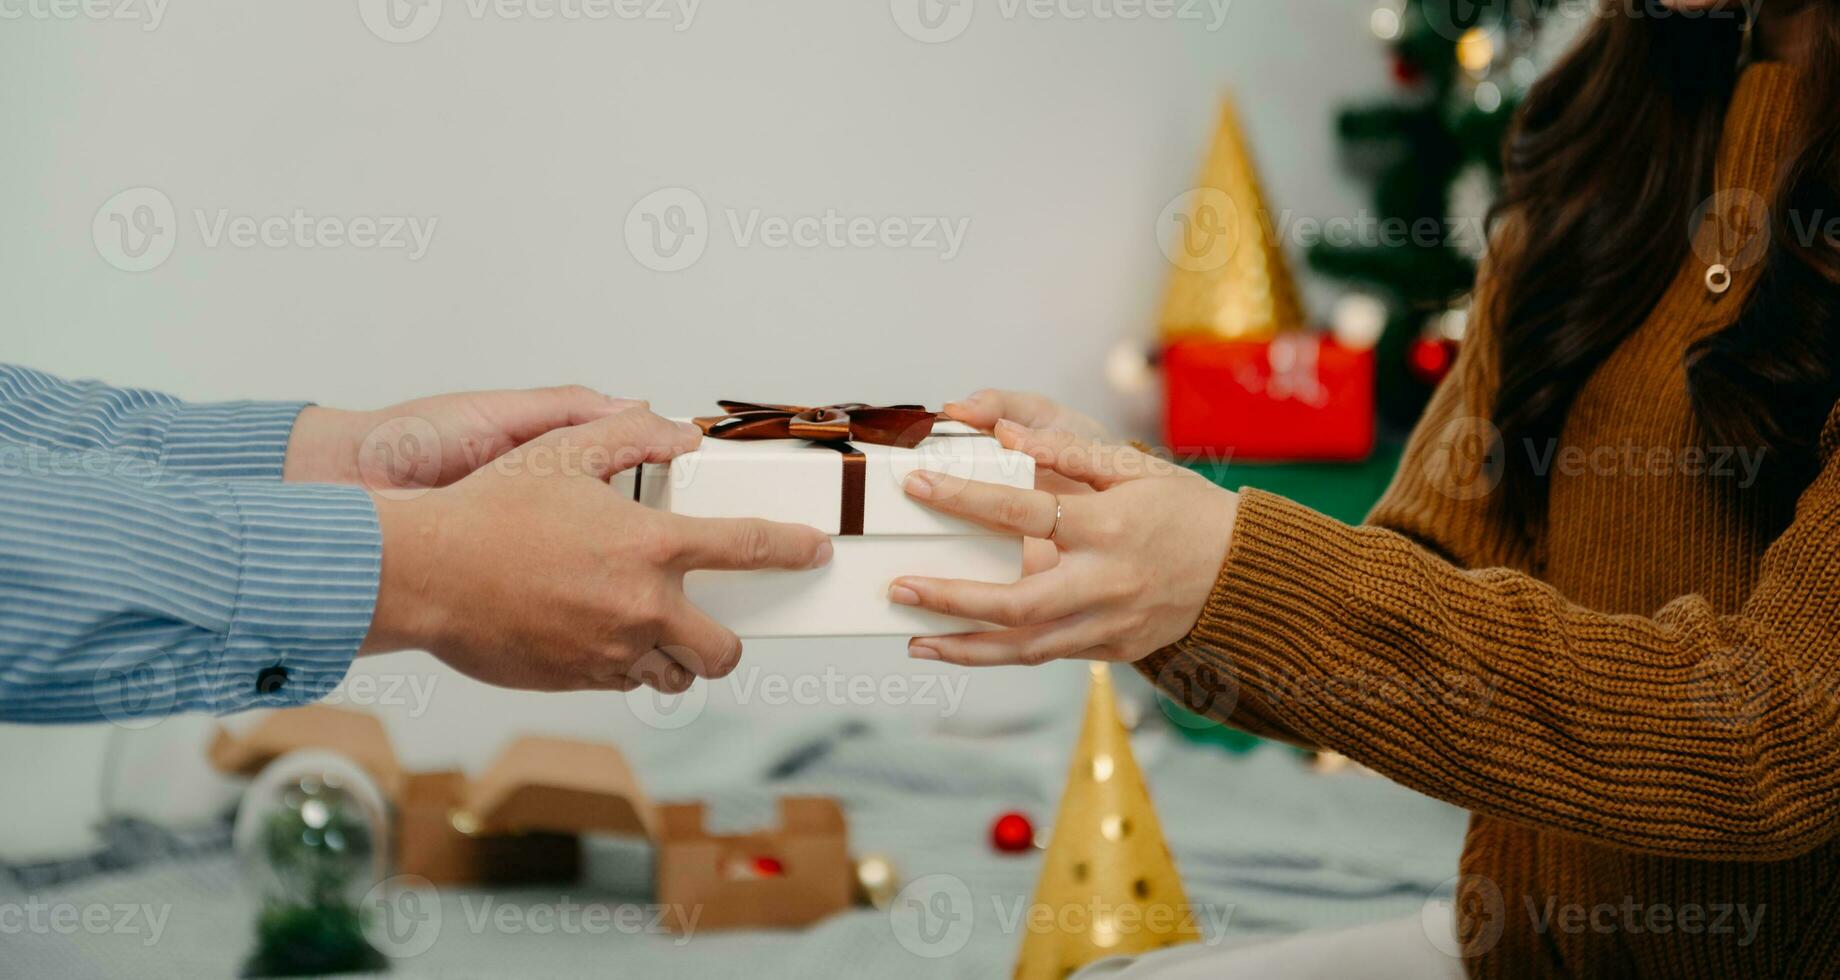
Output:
top-left (1141, 404), bottom-right (1840, 862)
top-left (1360, 287), bottom-right (1530, 572)
top-left (1149, 289), bottom-right (1529, 749)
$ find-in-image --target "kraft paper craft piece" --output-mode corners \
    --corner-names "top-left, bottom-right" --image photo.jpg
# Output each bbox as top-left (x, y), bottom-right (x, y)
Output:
top-left (210, 705), bottom-right (855, 930)
top-left (452, 736), bottom-right (654, 839)
top-left (654, 798), bottom-right (854, 932)
top-left (209, 703), bottom-right (406, 799)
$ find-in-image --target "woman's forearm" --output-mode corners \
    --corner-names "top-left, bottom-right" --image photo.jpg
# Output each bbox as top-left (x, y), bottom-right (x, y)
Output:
top-left (1153, 486), bottom-right (1840, 862)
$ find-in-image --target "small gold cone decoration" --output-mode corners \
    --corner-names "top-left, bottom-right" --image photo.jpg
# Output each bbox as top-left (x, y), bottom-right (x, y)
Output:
top-left (1014, 665), bottom-right (1201, 979)
top-left (1158, 96), bottom-right (1307, 341)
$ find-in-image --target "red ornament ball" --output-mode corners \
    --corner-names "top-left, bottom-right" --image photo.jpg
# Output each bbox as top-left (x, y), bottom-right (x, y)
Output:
top-left (752, 855), bottom-right (784, 877)
top-left (1390, 53), bottom-right (1423, 86)
top-left (1408, 337), bottom-right (1457, 384)
top-left (991, 812), bottom-right (1036, 853)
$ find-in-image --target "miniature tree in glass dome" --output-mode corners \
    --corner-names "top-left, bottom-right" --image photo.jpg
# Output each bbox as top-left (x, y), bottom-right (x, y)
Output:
top-left (233, 750), bottom-right (392, 977)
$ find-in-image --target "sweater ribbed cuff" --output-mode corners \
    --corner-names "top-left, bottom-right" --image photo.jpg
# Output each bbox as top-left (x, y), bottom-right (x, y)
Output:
top-left (1190, 487), bottom-right (1363, 657)
top-left (1175, 488), bottom-right (1493, 742)
top-left (206, 481), bottom-right (381, 714)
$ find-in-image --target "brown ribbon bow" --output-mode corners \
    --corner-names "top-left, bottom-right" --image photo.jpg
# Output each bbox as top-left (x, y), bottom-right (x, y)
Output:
top-left (691, 401), bottom-right (941, 535)
top-left (693, 401), bottom-right (938, 449)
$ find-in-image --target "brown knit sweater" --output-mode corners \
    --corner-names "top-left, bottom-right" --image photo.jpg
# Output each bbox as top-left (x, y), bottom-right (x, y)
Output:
top-left (1140, 62), bottom-right (1840, 978)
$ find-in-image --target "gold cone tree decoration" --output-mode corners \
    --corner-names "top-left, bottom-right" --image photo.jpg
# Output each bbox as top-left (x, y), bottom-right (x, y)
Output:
top-left (1158, 96), bottom-right (1307, 341)
top-left (1014, 664), bottom-right (1201, 979)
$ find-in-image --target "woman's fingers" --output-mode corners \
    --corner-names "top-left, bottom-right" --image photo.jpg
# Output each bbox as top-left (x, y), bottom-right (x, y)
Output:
top-left (992, 422), bottom-right (1167, 490)
top-left (889, 571), bottom-right (1077, 627)
top-left (907, 616), bottom-right (1107, 668)
top-left (942, 390), bottom-right (1062, 431)
top-left (902, 471), bottom-right (1064, 539)
top-left (944, 390), bottom-right (1112, 443)
top-left (1022, 537), bottom-right (1061, 575)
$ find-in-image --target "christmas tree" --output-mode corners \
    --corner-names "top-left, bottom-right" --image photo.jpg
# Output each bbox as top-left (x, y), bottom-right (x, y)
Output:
top-left (1311, 0), bottom-right (1555, 428)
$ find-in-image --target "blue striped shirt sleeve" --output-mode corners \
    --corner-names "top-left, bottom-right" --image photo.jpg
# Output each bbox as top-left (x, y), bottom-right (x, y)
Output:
top-left (0, 450), bottom-right (381, 725)
top-left (0, 362), bottom-right (307, 479)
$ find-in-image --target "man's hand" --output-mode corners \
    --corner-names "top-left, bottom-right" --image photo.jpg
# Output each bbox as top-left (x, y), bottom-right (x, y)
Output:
top-left (285, 386), bottom-right (645, 490)
top-left (359, 409), bottom-right (833, 693)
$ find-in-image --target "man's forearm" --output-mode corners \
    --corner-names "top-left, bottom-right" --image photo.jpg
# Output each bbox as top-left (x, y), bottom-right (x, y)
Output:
top-left (0, 362), bottom-right (311, 480)
top-left (0, 445), bottom-right (379, 724)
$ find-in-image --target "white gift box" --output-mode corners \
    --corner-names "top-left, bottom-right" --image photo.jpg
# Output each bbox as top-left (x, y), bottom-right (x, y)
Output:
top-left (612, 419), bottom-right (1035, 637)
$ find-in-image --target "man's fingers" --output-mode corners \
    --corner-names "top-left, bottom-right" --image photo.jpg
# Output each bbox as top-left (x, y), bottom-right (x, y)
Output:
top-left (888, 572), bottom-right (1076, 628)
top-left (992, 421), bottom-right (1164, 489)
top-left (666, 515), bottom-right (834, 572)
top-left (906, 616), bottom-right (1102, 668)
top-left (902, 471), bottom-right (1062, 539)
top-left (623, 647), bottom-right (697, 695)
top-left (529, 409), bottom-right (702, 482)
top-left (596, 672), bottom-right (643, 693)
top-left (659, 605), bottom-right (744, 680)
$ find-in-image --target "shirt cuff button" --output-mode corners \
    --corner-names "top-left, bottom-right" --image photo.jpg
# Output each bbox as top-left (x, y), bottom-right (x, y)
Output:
top-left (255, 665), bottom-right (290, 695)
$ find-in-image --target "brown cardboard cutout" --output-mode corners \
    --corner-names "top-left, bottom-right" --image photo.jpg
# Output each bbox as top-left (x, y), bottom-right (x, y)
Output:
top-left (457, 736), bottom-right (654, 839)
top-left (210, 706), bottom-right (853, 928)
top-left (397, 769), bottom-right (580, 885)
top-left (208, 704), bottom-right (405, 798)
top-left (655, 797), bottom-right (852, 931)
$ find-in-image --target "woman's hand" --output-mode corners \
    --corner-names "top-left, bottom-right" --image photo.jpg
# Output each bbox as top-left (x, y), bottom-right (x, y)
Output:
top-left (943, 389), bottom-right (1117, 574)
top-left (891, 422), bottom-right (1239, 666)
top-left (943, 389), bottom-right (1111, 444)
top-left (285, 386), bottom-right (645, 491)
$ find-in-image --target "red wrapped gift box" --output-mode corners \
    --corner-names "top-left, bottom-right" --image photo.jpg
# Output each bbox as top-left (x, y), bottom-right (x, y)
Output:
top-left (1162, 334), bottom-right (1375, 462)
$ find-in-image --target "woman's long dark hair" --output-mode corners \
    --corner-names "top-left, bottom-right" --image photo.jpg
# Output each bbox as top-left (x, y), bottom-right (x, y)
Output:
top-left (1487, 0), bottom-right (1840, 535)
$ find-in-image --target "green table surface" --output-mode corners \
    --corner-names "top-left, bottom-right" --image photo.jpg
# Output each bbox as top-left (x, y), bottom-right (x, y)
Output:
top-left (1167, 443), bottom-right (1406, 751)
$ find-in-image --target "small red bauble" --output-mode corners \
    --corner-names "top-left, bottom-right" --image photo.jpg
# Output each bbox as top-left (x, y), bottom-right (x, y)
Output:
top-left (753, 855), bottom-right (784, 877)
top-left (991, 812), bottom-right (1035, 853)
top-left (1407, 337), bottom-right (1456, 384)
top-left (1390, 53), bottom-right (1423, 86)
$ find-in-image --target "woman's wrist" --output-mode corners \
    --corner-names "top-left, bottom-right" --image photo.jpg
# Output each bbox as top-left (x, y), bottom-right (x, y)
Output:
top-left (1163, 477), bottom-right (1241, 651)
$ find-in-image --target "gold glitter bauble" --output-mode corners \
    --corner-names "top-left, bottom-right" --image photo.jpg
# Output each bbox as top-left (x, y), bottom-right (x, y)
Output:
top-left (854, 853), bottom-right (901, 910)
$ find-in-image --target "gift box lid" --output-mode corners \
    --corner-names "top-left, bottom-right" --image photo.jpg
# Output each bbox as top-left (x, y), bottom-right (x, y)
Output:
top-left (625, 420), bottom-right (1035, 537)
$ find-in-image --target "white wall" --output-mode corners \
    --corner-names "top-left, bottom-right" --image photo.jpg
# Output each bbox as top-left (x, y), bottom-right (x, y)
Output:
top-left (0, 0), bottom-right (1389, 852)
